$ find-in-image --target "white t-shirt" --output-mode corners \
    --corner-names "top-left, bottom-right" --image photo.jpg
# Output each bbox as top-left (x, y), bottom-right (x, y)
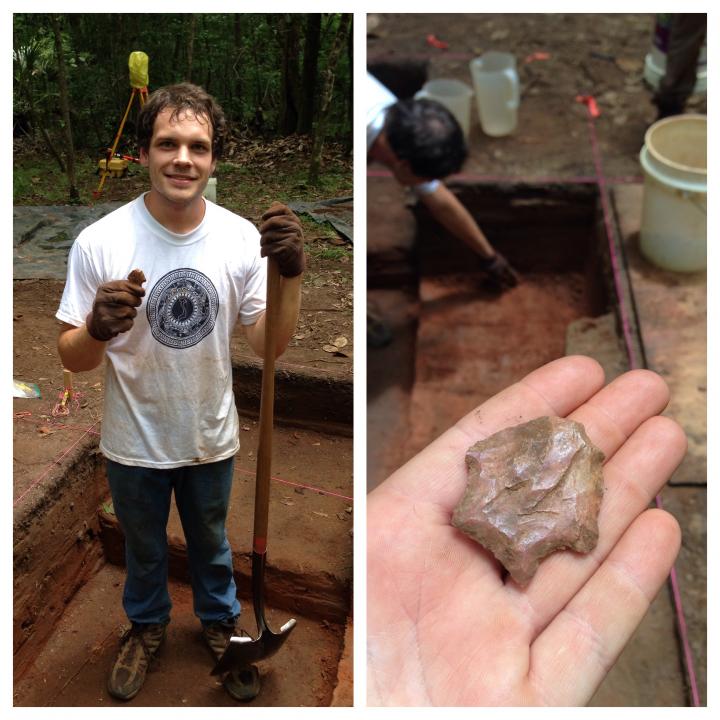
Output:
top-left (366, 72), bottom-right (440, 196)
top-left (56, 194), bottom-right (266, 469)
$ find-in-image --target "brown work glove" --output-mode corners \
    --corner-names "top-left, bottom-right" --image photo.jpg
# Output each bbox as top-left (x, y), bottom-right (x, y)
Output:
top-left (479, 252), bottom-right (519, 291)
top-left (85, 276), bottom-right (146, 342)
top-left (259, 202), bottom-right (306, 278)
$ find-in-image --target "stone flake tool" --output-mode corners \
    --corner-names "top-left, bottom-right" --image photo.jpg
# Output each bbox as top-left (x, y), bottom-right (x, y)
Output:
top-left (211, 258), bottom-right (296, 675)
top-left (452, 416), bottom-right (605, 586)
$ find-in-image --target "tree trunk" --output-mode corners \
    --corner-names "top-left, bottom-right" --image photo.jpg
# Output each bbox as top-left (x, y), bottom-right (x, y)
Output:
top-left (297, 13), bottom-right (321, 135)
top-left (232, 14), bottom-right (243, 116)
top-left (186, 14), bottom-right (196, 83)
top-left (279, 13), bottom-right (302, 135)
top-left (345, 14), bottom-right (353, 153)
top-left (49, 14), bottom-right (79, 202)
top-left (308, 13), bottom-right (351, 183)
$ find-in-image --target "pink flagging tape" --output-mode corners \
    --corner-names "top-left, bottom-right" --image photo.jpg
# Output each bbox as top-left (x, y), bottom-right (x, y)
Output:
top-left (654, 494), bottom-right (702, 706)
top-left (13, 420), bottom-right (101, 508)
top-left (236, 467), bottom-right (353, 502)
top-left (581, 103), bottom-right (701, 707)
top-left (583, 111), bottom-right (639, 371)
top-left (366, 167), bottom-right (644, 185)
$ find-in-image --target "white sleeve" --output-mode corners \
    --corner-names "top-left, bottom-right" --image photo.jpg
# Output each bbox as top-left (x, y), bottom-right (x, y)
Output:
top-left (55, 238), bottom-right (103, 327)
top-left (238, 238), bottom-right (267, 325)
top-left (367, 73), bottom-right (397, 149)
top-left (412, 179), bottom-right (441, 196)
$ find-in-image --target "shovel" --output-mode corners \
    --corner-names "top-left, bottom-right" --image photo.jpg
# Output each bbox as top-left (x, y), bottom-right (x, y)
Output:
top-left (211, 258), bottom-right (297, 676)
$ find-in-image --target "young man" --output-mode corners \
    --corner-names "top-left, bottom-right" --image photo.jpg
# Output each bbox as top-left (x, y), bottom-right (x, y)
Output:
top-left (367, 71), bottom-right (518, 290)
top-left (56, 83), bottom-right (304, 702)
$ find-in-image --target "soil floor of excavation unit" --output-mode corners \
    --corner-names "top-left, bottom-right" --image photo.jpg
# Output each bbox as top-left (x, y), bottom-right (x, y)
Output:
top-left (14, 565), bottom-right (344, 707)
top-left (406, 271), bottom-right (596, 456)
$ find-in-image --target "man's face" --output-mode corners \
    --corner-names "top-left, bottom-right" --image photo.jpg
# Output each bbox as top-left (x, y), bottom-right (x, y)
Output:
top-left (140, 108), bottom-right (216, 208)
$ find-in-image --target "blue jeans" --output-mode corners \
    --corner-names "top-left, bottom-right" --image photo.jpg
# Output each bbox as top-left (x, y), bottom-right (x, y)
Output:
top-left (106, 457), bottom-right (241, 626)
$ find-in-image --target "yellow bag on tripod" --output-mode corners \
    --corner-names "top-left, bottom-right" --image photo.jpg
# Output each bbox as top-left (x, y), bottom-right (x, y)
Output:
top-left (128, 51), bottom-right (149, 88)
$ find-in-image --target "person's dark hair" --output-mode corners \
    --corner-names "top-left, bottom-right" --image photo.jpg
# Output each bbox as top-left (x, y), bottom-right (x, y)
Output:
top-left (137, 83), bottom-right (228, 159)
top-left (384, 99), bottom-right (467, 179)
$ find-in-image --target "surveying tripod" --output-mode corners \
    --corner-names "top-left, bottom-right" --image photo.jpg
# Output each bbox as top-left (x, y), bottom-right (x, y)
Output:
top-left (94, 51), bottom-right (149, 198)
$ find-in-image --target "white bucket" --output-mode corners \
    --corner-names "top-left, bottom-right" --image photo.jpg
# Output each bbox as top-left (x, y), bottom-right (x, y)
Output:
top-left (414, 79), bottom-right (474, 138)
top-left (639, 114), bottom-right (706, 272)
top-left (469, 51), bottom-right (519, 137)
top-left (203, 177), bottom-right (217, 203)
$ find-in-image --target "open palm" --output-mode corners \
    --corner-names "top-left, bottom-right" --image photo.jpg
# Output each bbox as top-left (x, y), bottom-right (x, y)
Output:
top-left (368, 356), bottom-right (685, 706)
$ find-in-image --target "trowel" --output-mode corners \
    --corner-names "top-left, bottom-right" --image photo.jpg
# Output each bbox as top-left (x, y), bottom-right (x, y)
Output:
top-left (211, 258), bottom-right (296, 675)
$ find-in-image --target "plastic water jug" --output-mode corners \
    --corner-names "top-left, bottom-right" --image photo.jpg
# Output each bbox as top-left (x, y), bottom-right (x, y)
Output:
top-left (639, 114), bottom-right (706, 272)
top-left (469, 52), bottom-right (519, 137)
top-left (414, 79), bottom-right (474, 138)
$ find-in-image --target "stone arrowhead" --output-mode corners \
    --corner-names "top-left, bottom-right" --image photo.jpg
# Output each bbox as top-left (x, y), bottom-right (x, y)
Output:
top-left (451, 416), bottom-right (605, 586)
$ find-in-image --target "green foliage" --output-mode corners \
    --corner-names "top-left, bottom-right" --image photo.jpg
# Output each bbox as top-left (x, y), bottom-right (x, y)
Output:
top-left (310, 244), bottom-right (351, 262)
top-left (13, 13), bottom-right (352, 152)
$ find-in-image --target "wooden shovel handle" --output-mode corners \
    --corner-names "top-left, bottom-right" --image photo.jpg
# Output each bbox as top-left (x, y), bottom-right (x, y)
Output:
top-left (253, 258), bottom-right (281, 553)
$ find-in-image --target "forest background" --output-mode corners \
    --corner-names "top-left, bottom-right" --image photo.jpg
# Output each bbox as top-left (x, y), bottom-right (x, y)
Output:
top-left (13, 13), bottom-right (353, 206)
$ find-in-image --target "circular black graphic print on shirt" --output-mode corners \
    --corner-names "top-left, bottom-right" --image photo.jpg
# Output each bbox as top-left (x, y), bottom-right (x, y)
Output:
top-left (146, 268), bottom-right (219, 349)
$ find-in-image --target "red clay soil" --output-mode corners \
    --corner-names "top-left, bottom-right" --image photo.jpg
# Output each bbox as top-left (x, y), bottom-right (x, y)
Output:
top-left (406, 270), bottom-right (594, 456)
top-left (13, 277), bottom-right (352, 511)
top-left (13, 276), bottom-right (354, 706)
top-left (14, 565), bottom-right (346, 707)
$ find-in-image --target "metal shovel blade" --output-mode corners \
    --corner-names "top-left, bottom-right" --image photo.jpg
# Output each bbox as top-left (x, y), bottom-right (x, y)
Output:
top-left (211, 549), bottom-right (297, 676)
top-left (211, 617), bottom-right (297, 675)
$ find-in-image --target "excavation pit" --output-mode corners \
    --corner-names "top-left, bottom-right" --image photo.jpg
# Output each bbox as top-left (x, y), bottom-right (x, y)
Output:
top-left (367, 180), bottom-right (631, 485)
top-left (13, 284), bottom-right (354, 708)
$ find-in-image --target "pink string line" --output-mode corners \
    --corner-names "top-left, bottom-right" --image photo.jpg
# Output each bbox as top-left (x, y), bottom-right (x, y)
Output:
top-left (583, 112), bottom-right (639, 370)
top-left (13, 420), bottom-right (101, 508)
top-left (13, 415), bottom-right (352, 505)
top-left (235, 467), bottom-right (353, 502)
top-left (367, 167), bottom-right (643, 185)
top-left (14, 413), bottom-right (101, 436)
top-left (654, 493), bottom-right (700, 706)
top-left (582, 105), bottom-right (701, 707)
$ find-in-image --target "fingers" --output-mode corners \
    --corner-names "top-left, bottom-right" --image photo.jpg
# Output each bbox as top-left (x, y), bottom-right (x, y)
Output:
top-left (88, 278), bottom-right (146, 341)
top-left (517, 373), bottom-right (684, 629)
top-left (381, 356), bottom-right (606, 510)
top-left (527, 508), bottom-right (681, 705)
top-left (259, 214), bottom-right (302, 236)
top-left (259, 202), bottom-right (305, 277)
top-left (569, 369), bottom-right (669, 462)
top-left (98, 281), bottom-right (145, 306)
top-left (521, 415), bottom-right (685, 630)
top-left (261, 200), bottom-right (291, 220)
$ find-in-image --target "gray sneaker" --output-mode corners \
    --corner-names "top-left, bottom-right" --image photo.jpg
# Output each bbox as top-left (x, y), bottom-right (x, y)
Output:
top-left (107, 622), bottom-right (166, 701)
top-left (202, 619), bottom-right (261, 702)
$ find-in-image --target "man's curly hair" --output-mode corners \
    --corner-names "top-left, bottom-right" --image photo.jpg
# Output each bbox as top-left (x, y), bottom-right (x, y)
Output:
top-left (385, 98), bottom-right (467, 179)
top-left (137, 83), bottom-right (228, 159)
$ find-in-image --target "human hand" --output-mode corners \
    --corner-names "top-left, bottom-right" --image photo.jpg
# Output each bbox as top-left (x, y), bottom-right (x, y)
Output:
top-left (259, 202), bottom-right (306, 278)
top-left (367, 356), bottom-right (685, 706)
top-left (85, 275), bottom-right (146, 342)
top-left (480, 251), bottom-right (519, 291)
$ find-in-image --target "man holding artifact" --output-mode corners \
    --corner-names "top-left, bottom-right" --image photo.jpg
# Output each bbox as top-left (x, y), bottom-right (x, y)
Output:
top-left (56, 83), bottom-right (304, 702)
